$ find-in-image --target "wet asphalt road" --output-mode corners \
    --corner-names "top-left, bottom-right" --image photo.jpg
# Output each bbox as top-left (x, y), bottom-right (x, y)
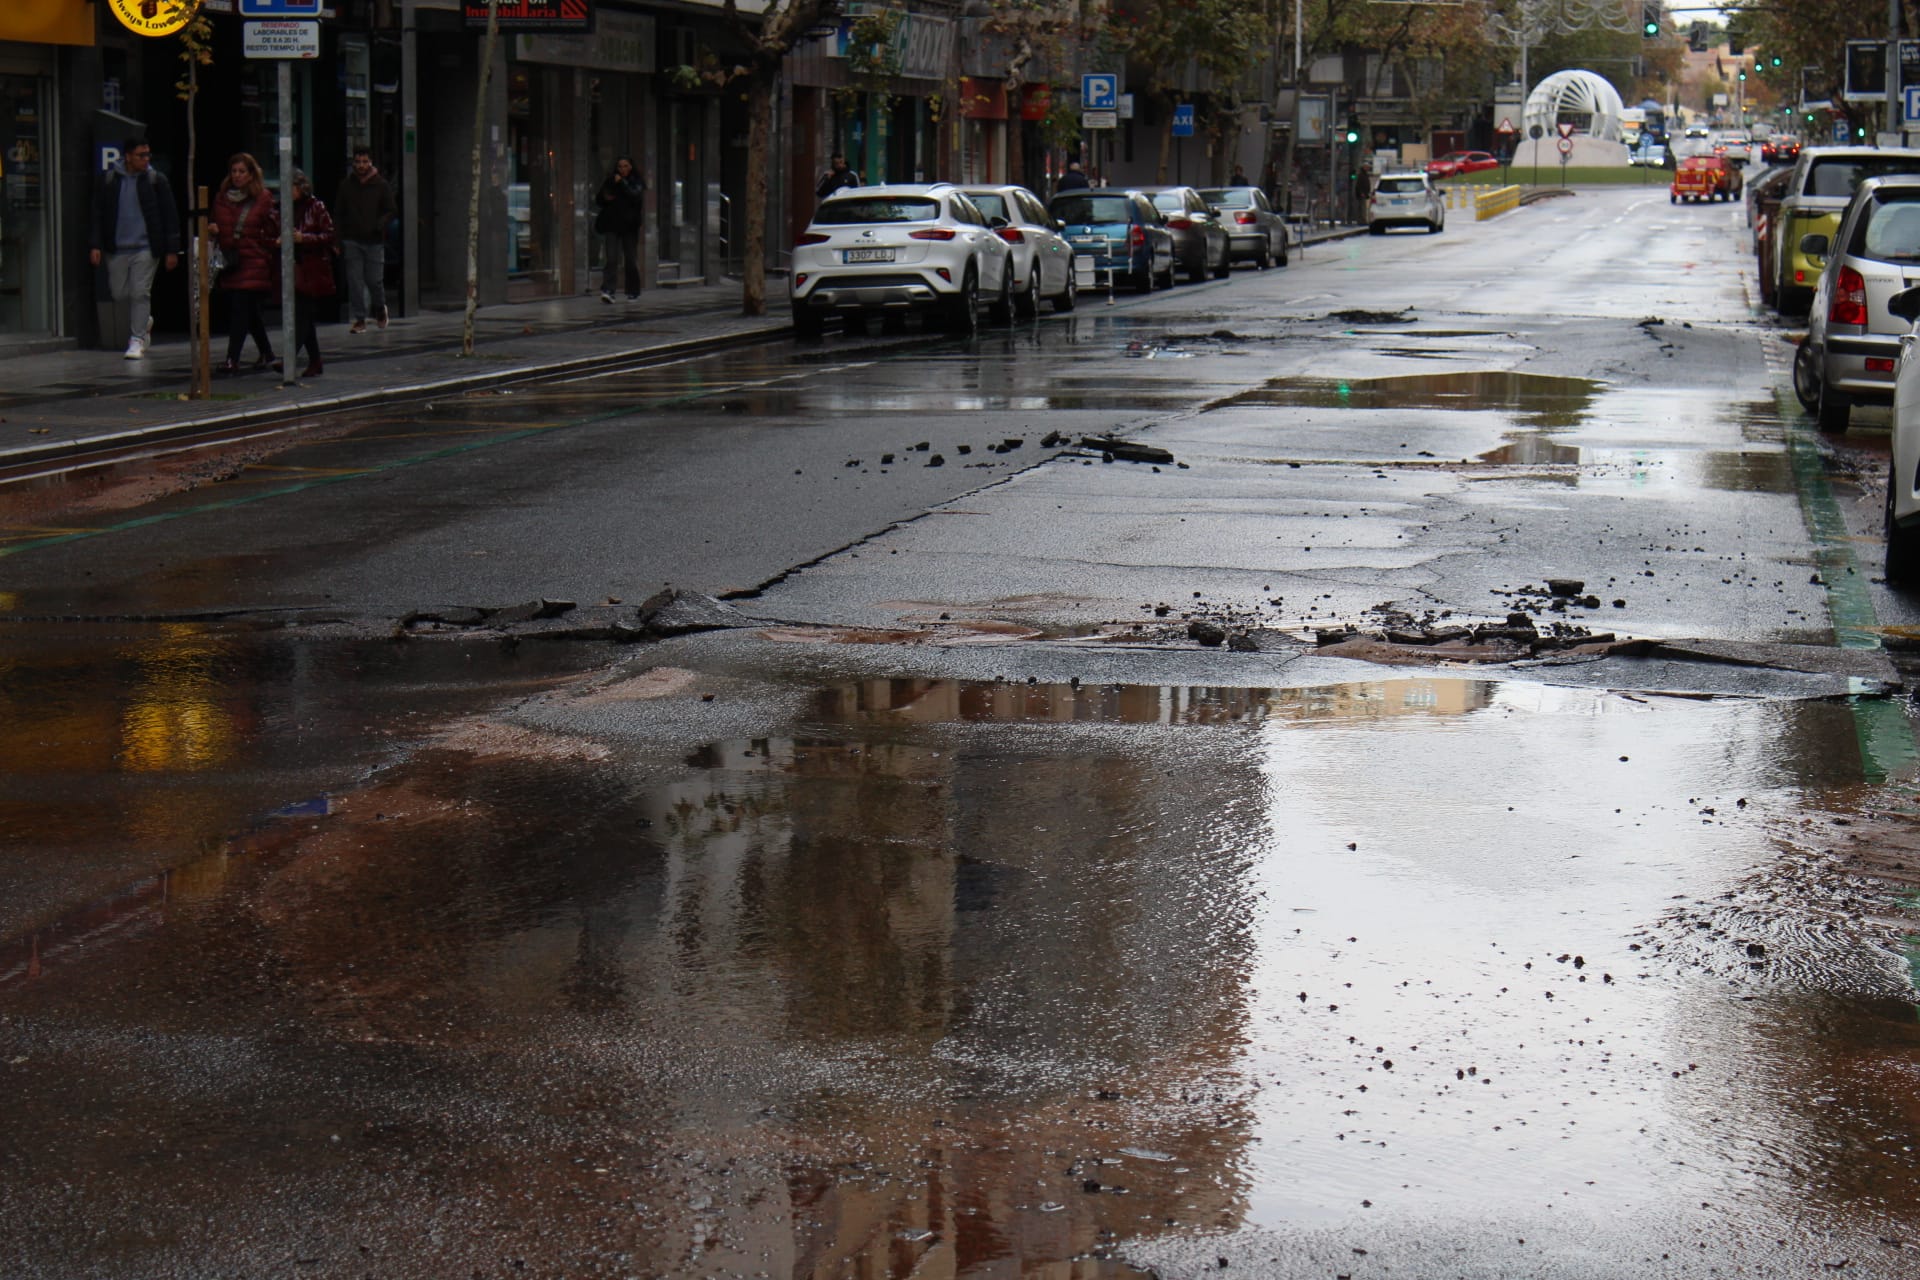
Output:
top-left (7, 185), bottom-right (1920, 1279)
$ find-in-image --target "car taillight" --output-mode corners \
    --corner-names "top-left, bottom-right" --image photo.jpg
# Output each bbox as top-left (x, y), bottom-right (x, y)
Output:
top-left (1235, 211), bottom-right (1256, 225)
top-left (1868, 357), bottom-right (1896, 373)
top-left (996, 227), bottom-right (1025, 244)
top-left (1830, 266), bottom-right (1868, 326)
top-left (1166, 217), bottom-right (1194, 230)
top-left (909, 228), bottom-right (957, 240)
top-left (1129, 225), bottom-right (1146, 247)
top-left (796, 233), bottom-right (830, 246)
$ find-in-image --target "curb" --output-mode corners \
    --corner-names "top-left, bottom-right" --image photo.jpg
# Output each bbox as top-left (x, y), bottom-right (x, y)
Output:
top-left (0, 321), bottom-right (791, 475)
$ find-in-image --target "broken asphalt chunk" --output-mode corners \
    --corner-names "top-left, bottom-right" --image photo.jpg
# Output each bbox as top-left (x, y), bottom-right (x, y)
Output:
top-left (635, 588), bottom-right (753, 637)
top-left (1078, 434), bottom-right (1175, 465)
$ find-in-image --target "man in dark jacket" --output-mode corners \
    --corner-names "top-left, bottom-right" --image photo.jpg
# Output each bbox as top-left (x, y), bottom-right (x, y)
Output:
top-left (88, 137), bottom-right (182, 360)
top-left (333, 146), bottom-right (397, 333)
top-left (1054, 160), bottom-right (1090, 192)
top-left (814, 154), bottom-right (861, 201)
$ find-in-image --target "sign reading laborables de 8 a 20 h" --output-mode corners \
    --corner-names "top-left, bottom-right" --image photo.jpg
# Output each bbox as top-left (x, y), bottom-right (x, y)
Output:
top-left (106, 0), bottom-right (201, 37)
top-left (464, 0), bottom-right (593, 33)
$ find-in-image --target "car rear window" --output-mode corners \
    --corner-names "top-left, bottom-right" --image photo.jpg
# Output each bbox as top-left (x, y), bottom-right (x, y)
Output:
top-left (1807, 158), bottom-right (1920, 199)
top-left (1376, 177), bottom-right (1425, 194)
top-left (1149, 192), bottom-right (1186, 212)
top-left (1859, 196), bottom-right (1920, 262)
top-left (814, 197), bottom-right (940, 225)
top-left (1199, 188), bottom-right (1252, 207)
top-left (966, 193), bottom-right (1009, 222)
top-left (1051, 194), bottom-right (1135, 223)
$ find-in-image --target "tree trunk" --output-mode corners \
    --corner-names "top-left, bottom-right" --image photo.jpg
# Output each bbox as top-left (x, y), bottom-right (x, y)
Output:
top-left (1156, 114), bottom-right (1171, 184)
top-left (742, 73), bottom-right (772, 317)
top-left (462, 0), bottom-right (500, 356)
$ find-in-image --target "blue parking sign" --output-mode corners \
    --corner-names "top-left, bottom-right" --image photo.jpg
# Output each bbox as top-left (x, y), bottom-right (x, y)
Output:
top-left (1081, 74), bottom-right (1118, 111)
top-left (238, 0), bottom-right (324, 14)
top-left (1906, 85), bottom-right (1920, 126)
top-left (1172, 104), bottom-right (1195, 137)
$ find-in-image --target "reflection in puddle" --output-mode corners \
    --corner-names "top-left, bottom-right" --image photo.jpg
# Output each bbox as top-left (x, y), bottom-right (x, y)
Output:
top-left (1477, 437), bottom-right (1582, 466)
top-left (6, 669), bottom-right (1920, 1276)
top-left (1217, 370), bottom-right (1600, 427)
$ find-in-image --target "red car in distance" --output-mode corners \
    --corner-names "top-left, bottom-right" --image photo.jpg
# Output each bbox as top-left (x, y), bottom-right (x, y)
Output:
top-left (1425, 150), bottom-right (1500, 179)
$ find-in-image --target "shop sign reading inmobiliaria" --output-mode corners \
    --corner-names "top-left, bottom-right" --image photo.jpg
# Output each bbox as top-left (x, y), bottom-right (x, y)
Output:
top-left (464, 0), bottom-right (592, 33)
top-left (105, 0), bottom-right (202, 38)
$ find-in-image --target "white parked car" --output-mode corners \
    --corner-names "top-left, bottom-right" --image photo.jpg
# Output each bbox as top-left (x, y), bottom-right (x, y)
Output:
top-left (1367, 171), bottom-right (1444, 234)
top-left (955, 184), bottom-right (1077, 316)
top-left (1797, 174), bottom-right (1920, 435)
top-left (790, 183), bottom-right (1016, 337)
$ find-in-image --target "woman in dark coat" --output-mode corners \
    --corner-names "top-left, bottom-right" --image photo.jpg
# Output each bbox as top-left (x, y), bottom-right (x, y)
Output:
top-left (211, 152), bottom-right (281, 373)
top-left (594, 157), bottom-right (644, 302)
top-left (286, 169), bottom-right (335, 377)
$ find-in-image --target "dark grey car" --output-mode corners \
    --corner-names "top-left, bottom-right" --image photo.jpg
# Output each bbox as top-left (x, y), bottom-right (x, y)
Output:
top-left (1136, 185), bottom-right (1232, 283)
top-left (1197, 186), bottom-right (1289, 269)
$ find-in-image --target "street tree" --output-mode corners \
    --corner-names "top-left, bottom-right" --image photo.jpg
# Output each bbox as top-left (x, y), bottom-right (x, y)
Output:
top-left (1729, 0), bottom-right (1910, 135)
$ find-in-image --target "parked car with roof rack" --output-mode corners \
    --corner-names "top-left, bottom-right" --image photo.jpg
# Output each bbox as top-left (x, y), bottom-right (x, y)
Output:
top-left (790, 183), bottom-right (1015, 338)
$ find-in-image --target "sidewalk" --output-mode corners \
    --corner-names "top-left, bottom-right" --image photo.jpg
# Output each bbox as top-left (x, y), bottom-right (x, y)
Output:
top-left (1, 224), bottom-right (1368, 474)
top-left (0, 280), bottom-right (788, 473)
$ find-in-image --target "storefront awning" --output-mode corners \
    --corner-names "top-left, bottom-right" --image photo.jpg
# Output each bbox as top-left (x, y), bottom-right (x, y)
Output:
top-left (1, 0), bottom-right (95, 46)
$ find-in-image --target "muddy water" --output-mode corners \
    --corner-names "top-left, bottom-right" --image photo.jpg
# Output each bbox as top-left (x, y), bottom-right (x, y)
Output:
top-left (4, 665), bottom-right (1920, 1277)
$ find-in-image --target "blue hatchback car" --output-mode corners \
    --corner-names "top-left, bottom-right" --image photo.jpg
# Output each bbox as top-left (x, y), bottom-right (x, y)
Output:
top-left (1047, 188), bottom-right (1176, 292)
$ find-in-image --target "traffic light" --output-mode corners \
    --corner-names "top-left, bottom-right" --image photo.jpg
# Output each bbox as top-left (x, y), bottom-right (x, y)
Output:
top-left (1688, 22), bottom-right (1706, 53)
top-left (1770, 55), bottom-right (1782, 67)
top-left (1728, 32), bottom-right (1743, 55)
top-left (1344, 127), bottom-right (1359, 144)
top-left (1640, 1), bottom-right (1659, 38)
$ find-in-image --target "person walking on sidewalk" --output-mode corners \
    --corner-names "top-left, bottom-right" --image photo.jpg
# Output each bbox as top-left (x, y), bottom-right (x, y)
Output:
top-left (333, 146), bottom-right (395, 334)
top-left (211, 152), bottom-right (281, 375)
top-left (1054, 160), bottom-right (1089, 193)
top-left (285, 170), bottom-right (336, 377)
top-left (88, 137), bottom-right (182, 360)
top-left (594, 157), bottom-right (645, 303)
top-left (815, 153), bottom-right (861, 201)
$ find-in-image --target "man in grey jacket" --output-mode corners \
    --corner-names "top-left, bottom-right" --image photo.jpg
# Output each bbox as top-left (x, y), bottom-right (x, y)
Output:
top-left (88, 138), bottom-right (182, 360)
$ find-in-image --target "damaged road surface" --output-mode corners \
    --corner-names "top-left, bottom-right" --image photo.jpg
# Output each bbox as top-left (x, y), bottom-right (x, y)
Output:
top-left (7, 188), bottom-right (1920, 1278)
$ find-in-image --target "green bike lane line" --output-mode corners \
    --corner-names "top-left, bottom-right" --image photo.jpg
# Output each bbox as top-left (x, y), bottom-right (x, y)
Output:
top-left (1781, 381), bottom-right (1920, 992)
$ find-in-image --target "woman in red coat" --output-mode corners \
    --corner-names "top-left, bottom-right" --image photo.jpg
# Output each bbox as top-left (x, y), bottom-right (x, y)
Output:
top-left (286, 170), bottom-right (335, 377)
top-left (211, 152), bottom-right (281, 374)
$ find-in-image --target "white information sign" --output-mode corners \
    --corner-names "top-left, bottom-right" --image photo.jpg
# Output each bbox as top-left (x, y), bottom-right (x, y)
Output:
top-left (243, 20), bottom-right (320, 59)
top-left (1082, 110), bottom-right (1118, 129)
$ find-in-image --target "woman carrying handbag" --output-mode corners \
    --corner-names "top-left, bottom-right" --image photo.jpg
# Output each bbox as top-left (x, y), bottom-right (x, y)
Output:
top-left (210, 152), bottom-right (282, 374)
top-left (285, 170), bottom-right (336, 377)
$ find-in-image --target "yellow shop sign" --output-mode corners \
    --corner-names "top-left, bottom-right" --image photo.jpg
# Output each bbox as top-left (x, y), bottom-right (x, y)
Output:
top-left (106, 0), bottom-right (200, 37)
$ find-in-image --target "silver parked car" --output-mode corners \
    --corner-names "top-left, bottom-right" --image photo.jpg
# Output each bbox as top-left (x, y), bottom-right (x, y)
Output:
top-left (790, 183), bottom-right (1016, 338)
top-left (1794, 174), bottom-right (1920, 433)
top-left (956, 184), bottom-right (1078, 316)
top-left (1885, 283), bottom-right (1920, 578)
top-left (1196, 185), bottom-right (1290, 269)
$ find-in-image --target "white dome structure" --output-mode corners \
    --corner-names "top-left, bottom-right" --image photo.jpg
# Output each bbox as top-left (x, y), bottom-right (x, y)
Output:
top-left (1522, 70), bottom-right (1626, 141)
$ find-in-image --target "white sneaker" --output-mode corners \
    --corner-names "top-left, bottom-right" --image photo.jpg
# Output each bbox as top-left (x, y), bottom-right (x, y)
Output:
top-left (124, 337), bottom-right (145, 360)
top-left (599, 290), bottom-right (614, 304)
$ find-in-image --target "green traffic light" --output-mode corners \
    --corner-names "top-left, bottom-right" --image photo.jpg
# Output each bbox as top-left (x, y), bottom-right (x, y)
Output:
top-left (1642, 20), bottom-right (1659, 36)
top-left (1344, 130), bottom-right (1359, 144)
top-left (1770, 56), bottom-right (1781, 66)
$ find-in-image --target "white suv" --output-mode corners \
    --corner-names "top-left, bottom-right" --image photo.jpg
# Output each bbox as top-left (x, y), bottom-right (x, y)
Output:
top-left (1367, 171), bottom-right (1444, 234)
top-left (791, 183), bottom-right (1016, 337)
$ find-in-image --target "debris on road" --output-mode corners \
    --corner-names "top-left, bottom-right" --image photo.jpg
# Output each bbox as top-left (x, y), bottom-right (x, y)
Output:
top-left (1078, 435), bottom-right (1175, 465)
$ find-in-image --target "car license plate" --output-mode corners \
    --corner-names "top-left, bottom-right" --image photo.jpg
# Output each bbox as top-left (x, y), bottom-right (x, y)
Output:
top-left (1072, 235), bottom-right (1105, 245)
top-left (843, 247), bottom-right (895, 263)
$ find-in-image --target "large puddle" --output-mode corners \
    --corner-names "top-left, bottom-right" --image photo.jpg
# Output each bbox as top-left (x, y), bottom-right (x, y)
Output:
top-left (5, 665), bottom-right (1920, 1275)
